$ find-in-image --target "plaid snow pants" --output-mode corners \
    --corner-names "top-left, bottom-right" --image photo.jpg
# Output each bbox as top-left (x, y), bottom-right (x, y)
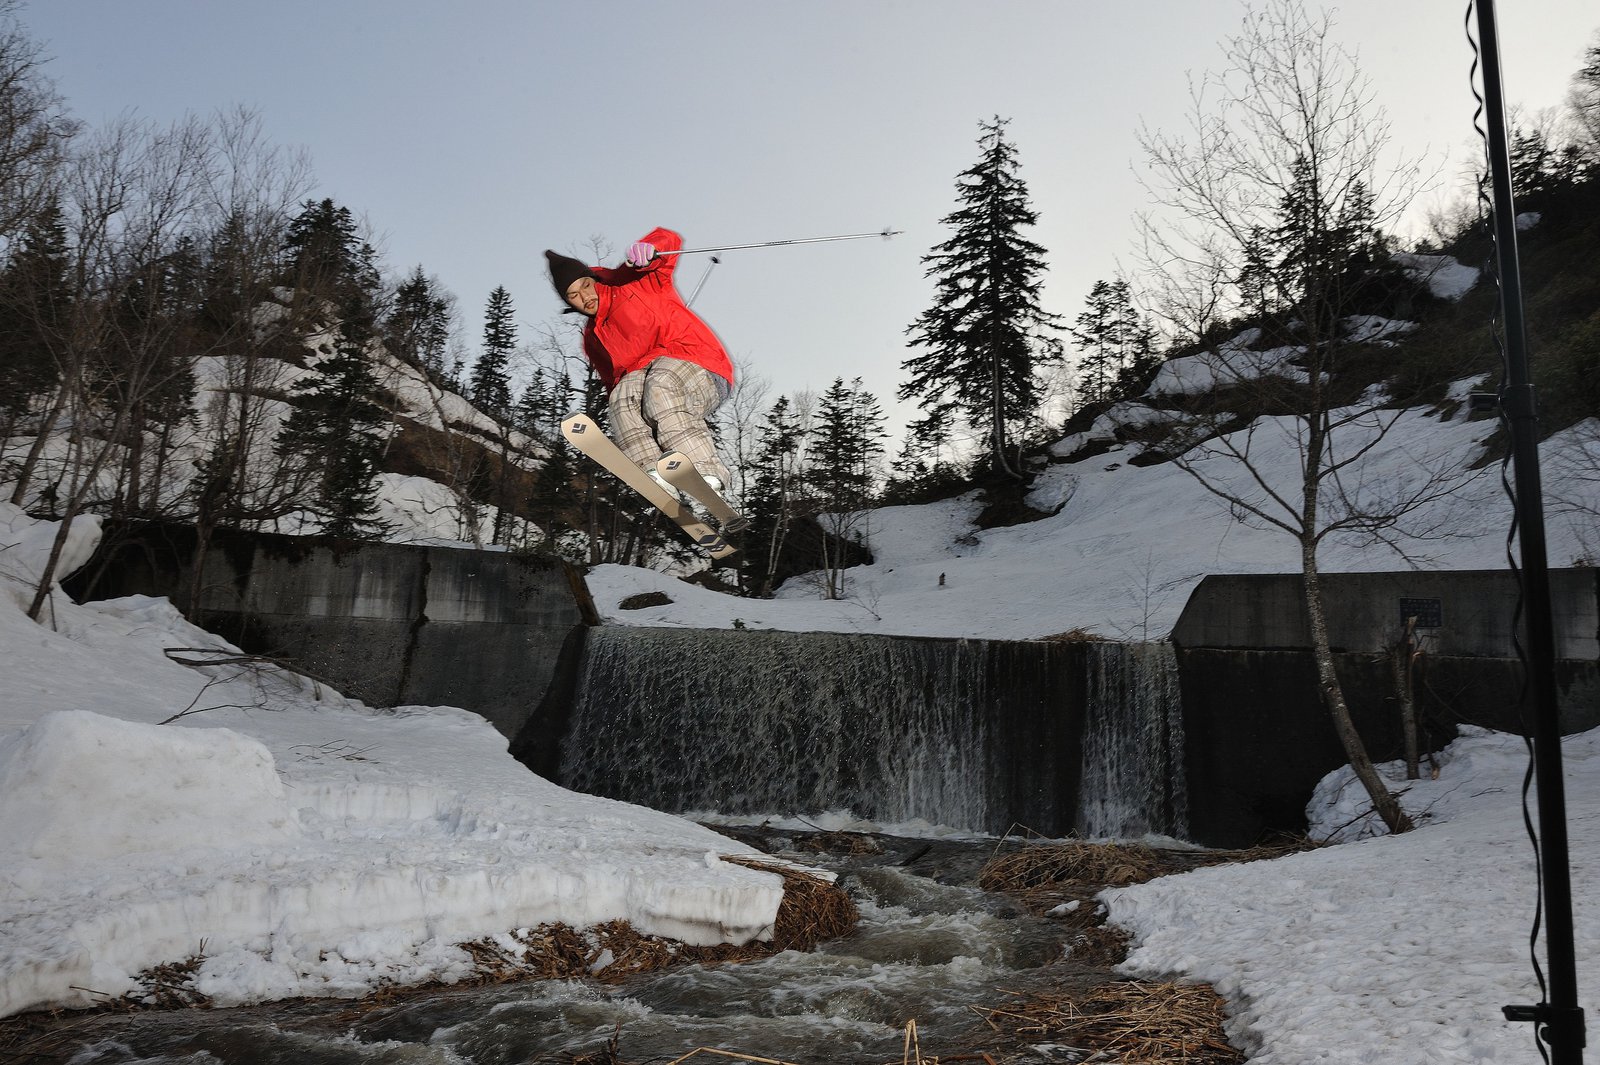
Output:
top-left (608, 357), bottom-right (732, 485)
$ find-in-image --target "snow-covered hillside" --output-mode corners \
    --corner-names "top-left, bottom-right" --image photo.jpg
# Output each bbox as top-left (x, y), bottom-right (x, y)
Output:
top-left (3, 288), bottom-right (548, 550)
top-left (3, 260), bottom-right (1598, 1060)
top-left (587, 377), bottom-right (1600, 644)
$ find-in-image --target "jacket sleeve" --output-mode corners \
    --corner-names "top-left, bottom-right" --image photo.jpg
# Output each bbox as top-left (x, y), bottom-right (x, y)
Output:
top-left (589, 228), bottom-right (682, 289)
top-left (631, 227), bottom-right (681, 288)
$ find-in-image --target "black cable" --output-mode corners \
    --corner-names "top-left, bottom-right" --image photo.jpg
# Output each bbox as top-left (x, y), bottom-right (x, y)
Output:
top-left (1464, 4), bottom-right (1551, 1060)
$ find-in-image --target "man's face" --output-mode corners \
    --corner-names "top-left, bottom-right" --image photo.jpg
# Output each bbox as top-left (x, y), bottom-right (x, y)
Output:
top-left (565, 276), bottom-right (598, 316)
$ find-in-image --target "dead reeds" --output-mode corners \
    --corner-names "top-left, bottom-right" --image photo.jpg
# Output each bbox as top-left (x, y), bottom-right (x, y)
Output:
top-left (972, 980), bottom-right (1246, 1064)
top-left (720, 855), bottom-right (860, 953)
top-left (979, 840), bottom-right (1169, 892)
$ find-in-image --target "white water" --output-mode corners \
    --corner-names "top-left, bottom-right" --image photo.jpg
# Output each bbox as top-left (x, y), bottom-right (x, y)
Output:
top-left (564, 630), bottom-right (1190, 842)
top-left (1076, 641), bottom-right (1188, 839)
top-left (29, 836), bottom-right (1094, 1064)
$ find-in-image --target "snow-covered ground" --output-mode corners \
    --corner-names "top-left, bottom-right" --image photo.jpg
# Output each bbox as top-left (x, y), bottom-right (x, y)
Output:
top-left (587, 400), bottom-right (1600, 642)
top-left (0, 503), bottom-right (784, 1019)
top-left (1109, 726), bottom-right (1600, 1064)
top-left (4, 292), bottom-right (1599, 1058)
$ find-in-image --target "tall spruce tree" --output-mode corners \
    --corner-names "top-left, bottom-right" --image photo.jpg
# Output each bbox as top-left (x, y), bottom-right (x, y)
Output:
top-left (0, 197), bottom-right (69, 423)
top-left (743, 396), bottom-right (806, 596)
top-left (277, 324), bottom-right (390, 539)
top-left (275, 197), bottom-right (389, 539)
top-left (1070, 278), bottom-right (1152, 406)
top-left (808, 377), bottom-right (885, 510)
top-left (902, 117), bottom-right (1064, 474)
top-left (384, 266), bottom-right (451, 378)
top-left (471, 286), bottom-right (516, 414)
top-left (281, 198), bottom-right (380, 316)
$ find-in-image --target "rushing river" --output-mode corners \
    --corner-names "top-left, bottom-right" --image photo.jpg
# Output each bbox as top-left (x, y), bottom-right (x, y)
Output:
top-left (24, 832), bottom-right (1116, 1064)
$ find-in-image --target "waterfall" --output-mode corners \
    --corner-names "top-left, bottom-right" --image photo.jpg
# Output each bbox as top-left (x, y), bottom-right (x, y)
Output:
top-left (561, 629), bottom-right (1012, 830)
top-left (557, 628), bottom-right (1187, 840)
top-left (1075, 641), bottom-right (1188, 840)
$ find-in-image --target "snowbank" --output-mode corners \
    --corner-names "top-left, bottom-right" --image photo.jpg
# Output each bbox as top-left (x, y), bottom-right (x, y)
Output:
top-left (1103, 727), bottom-right (1600, 1064)
top-left (0, 502), bottom-right (785, 1018)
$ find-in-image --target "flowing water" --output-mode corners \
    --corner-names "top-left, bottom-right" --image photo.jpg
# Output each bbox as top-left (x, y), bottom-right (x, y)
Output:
top-left (20, 833), bottom-right (1113, 1064)
top-left (558, 630), bottom-right (1187, 840)
top-left (21, 635), bottom-right (1191, 1062)
top-left (1076, 641), bottom-right (1188, 839)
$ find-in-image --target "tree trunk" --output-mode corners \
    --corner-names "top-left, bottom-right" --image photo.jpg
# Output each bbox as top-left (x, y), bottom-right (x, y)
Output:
top-left (27, 404), bottom-right (130, 621)
top-left (186, 521), bottom-right (215, 616)
top-left (118, 400), bottom-right (146, 519)
top-left (9, 387), bottom-right (66, 507)
top-left (146, 416), bottom-right (176, 515)
top-left (1302, 543), bottom-right (1413, 833)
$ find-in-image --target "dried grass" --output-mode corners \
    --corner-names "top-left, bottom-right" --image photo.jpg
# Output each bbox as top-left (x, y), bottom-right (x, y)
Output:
top-left (979, 840), bottom-right (1169, 892)
top-left (972, 980), bottom-right (1246, 1064)
top-left (720, 855), bottom-right (860, 953)
top-left (792, 830), bottom-right (883, 855)
top-left (453, 858), bottom-right (857, 989)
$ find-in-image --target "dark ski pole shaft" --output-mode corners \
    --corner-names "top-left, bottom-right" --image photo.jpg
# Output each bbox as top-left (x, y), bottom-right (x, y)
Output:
top-left (1475, 1), bottom-right (1585, 1060)
top-left (657, 228), bottom-right (902, 257)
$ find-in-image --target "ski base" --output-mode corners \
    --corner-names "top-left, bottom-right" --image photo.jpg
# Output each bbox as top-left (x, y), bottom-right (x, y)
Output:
top-left (560, 413), bottom-right (735, 558)
top-left (656, 453), bottom-right (749, 532)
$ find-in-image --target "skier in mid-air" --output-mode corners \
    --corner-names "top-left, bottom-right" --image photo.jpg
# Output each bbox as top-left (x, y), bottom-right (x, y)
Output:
top-left (545, 228), bottom-right (734, 497)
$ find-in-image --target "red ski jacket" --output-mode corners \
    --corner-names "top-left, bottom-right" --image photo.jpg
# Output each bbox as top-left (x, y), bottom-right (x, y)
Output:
top-left (582, 227), bottom-right (734, 393)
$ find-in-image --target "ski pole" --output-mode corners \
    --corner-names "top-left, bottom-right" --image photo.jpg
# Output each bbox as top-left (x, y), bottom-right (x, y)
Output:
top-left (656, 228), bottom-right (902, 256)
top-left (687, 255), bottom-right (720, 305)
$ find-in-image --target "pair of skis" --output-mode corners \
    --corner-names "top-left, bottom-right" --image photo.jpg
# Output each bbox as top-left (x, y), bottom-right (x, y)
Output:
top-left (560, 413), bottom-right (747, 558)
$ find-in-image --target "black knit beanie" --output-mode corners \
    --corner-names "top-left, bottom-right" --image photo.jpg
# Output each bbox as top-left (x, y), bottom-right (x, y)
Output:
top-left (545, 250), bottom-right (596, 299)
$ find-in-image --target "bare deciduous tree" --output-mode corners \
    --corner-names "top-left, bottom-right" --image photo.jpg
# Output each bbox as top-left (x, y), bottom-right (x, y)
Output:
top-left (0, 1), bottom-right (73, 242)
top-left (23, 114), bottom-right (221, 617)
top-left (1134, 0), bottom-right (1465, 834)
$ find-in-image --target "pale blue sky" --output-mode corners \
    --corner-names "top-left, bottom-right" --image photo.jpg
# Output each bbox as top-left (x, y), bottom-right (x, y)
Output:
top-left (19, 1), bottom-right (1599, 441)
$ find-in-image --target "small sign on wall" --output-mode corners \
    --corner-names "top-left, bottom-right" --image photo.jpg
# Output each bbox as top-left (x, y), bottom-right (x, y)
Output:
top-left (1399, 597), bottom-right (1443, 629)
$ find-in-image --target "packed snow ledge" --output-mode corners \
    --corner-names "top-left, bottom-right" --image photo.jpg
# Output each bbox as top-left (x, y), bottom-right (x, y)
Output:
top-left (0, 503), bottom-right (784, 1019)
top-left (1106, 727), bottom-right (1600, 1064)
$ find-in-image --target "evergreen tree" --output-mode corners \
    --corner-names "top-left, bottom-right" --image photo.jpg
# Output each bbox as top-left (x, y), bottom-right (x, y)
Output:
top-left (275, 198), bottom-right (390, 538)
top-left (281, 198), bottom-right (380, 319)
top-left (1268, 156), bottom-right (1407, 331)
top-left (807, 377), bottom-right (885, 510)
top-left (514, 370), bottom-right (548, 437)
top-left (276, 313), bottom-right (391, 539)
top-left (384, 266), bottom-right (451, 377)
top-left (471, 285), bottom-right (516, 414)
top-left (1070, 278), bottom-right (1155, 407)
top-left (742, 396), bottom-right (806, 596)
top-left (901, 116), bottom-right (1064, 474)
top-left (0, 197), bottom-right (70, 420)
top-left (1069, 280), bottom-right (1119, 406)
top-left (518, 367), bottom-right (579, 551)
top-left (883, 402), bottom-right (965, 504)
top-left (198, 209), bottom-right (274, 342)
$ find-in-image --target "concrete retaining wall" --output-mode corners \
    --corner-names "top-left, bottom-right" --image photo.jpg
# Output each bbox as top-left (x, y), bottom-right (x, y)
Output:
top-left (65, 522), bottom-right (587, 740)
top-left (1172, 569), bottom-right (1600, 658)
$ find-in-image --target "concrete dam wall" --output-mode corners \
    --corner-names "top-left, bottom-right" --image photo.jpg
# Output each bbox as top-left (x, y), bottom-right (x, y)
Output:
top-left (63, 523), bottom-right (1600, 847)
top-left (64, 522), bottom-right (588, 740)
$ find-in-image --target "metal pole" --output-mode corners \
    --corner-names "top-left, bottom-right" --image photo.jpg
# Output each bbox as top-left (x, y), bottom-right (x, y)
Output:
top-left (1475, 1), bottom-right (1586, 1060)
top-left (656, 228), bottom-right (902, 256)
top-left (687, 255), bottom-right (720, 305)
